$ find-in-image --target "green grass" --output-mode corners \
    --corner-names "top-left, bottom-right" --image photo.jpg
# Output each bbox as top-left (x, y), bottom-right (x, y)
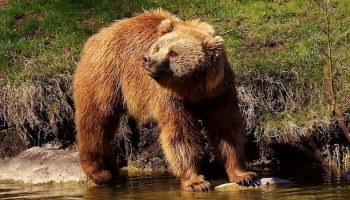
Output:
top-left (1, 0), bottom-right (350, 149)
top-left (1, 0), bottom-right (348, 84)
top-left (0, 0), bottom-right (347, 85)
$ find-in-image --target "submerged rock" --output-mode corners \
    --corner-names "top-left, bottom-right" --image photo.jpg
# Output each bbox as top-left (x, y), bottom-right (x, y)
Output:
top-left (0, 146), bottom-right (87, 184)
top-left (215, 177), bottom-right (291, 191)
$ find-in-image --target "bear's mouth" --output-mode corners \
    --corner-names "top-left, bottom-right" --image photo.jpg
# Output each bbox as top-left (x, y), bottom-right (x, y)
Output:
top-left (143, 68), bottom-right (170, 81)
top-left (142, 59), bottom-right (171, 80)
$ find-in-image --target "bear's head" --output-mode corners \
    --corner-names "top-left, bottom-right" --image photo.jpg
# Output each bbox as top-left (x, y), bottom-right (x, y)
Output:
top-left (143, 19), bottom-right (225, 98)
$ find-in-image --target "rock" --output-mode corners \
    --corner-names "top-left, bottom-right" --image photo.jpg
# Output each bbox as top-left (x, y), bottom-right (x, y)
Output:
top-left (259, 177), bottom-right (291, 185)
top-left (0, 146), bottom-right (87, 184)
top-left (0, 145), bottom-right (293, 187)
top-left (215, 177), bottom-right (291, 191)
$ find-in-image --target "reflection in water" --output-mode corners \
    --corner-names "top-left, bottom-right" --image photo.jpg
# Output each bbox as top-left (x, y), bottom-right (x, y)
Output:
top-left (0, 181), bottom-right (85, 199)
top-left (1, 178), bottom-right (350, 200)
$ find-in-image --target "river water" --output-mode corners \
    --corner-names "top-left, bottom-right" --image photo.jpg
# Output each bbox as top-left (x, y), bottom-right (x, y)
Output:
top-left (1, 176), bottom-right (350, 200)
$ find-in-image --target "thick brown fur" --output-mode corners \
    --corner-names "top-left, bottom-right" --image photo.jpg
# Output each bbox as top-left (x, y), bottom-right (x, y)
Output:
top-left (73, 9), bottom-right (256, 191)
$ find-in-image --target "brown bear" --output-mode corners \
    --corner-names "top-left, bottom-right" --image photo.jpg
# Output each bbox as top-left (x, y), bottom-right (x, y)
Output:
top-left (73, 9), bottom-right (256, 192)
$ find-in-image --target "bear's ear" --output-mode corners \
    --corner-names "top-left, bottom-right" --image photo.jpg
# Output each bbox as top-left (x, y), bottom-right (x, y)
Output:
top-left (158, 19), bottom-right (173, 36)
top-left (203, 36), bottom-right (224, 58)
top-left (186, 20), bottom-right (215, 36)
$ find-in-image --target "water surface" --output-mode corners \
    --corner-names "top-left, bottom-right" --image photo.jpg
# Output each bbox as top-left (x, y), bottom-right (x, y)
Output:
top-left (1, 177), bottom-right (350, 200)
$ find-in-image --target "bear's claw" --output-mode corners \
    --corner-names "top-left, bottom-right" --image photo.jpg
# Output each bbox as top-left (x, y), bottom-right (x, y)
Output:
top-left (184, 180), bottom-right (212, 192)
top-left (235, 172), bottom-right (259, 187)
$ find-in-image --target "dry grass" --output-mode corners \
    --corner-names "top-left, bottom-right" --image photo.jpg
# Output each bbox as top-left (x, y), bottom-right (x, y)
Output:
top-left (239, 71), bottom-right (350, 166)
top-left (0, 76), bottom-right (74, 147)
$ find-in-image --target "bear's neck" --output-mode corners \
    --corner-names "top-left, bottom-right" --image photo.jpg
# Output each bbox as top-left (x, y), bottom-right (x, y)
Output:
top-left (169, 72), bottom-right (225, 103)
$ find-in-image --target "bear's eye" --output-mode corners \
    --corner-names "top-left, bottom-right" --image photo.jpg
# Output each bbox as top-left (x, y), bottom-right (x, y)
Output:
top-left (168, 50), bottom-right (178, 57)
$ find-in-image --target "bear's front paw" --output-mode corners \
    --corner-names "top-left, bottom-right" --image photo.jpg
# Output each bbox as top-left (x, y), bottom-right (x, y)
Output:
top-left (182, 176), bottom-right (211, 192)
top-left (231, 172), bottom-right (258, 186)
top-left (90, 170), bottom-right (114, 185)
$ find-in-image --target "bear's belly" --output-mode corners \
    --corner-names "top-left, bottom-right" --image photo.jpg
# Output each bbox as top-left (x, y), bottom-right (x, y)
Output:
top-left (127, 103), bottom-right (154, 124)
top-left (122, 89), bottom-right (158, 124)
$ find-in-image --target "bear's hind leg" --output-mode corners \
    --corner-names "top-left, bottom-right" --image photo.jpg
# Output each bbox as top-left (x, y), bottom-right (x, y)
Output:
top-left (76, 103), bottom-right (123, 185)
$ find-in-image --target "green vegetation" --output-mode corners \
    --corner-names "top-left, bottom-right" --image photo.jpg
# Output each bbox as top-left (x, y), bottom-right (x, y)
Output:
top-left (0, 0), bottom-right (349, 166)
top-left (2, 0), bottom-right (347, 83)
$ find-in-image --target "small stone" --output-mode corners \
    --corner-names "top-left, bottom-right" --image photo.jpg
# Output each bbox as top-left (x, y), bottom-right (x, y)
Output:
top-left (215, 177), bottom-right (291, 191)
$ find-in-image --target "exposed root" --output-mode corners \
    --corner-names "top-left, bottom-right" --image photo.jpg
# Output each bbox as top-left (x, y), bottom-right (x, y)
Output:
top-left (334, 108), bottom-right (350, 143)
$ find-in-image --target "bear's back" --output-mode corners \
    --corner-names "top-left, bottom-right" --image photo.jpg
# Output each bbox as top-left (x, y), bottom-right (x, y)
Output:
top-left (76, 10), bottom-right (181, 122)
top-left (81, 10), bottom-right (178, 71)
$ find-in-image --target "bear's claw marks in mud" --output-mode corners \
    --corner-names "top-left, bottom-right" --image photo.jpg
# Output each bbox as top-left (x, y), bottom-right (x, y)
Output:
top-left (183, 180), bottom-right (212, 192)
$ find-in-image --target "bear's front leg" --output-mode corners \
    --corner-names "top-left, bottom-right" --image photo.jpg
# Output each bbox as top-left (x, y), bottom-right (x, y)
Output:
top-left (157, 104), bottom-right (211, 192)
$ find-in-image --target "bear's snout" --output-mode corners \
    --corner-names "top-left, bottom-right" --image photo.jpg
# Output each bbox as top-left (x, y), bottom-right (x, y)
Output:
top-left (142, 55), bottom-right (156, 72)
top-left (143, 56), bottom-right (152, 65)
top-left (142, 55), bottom-right (170, 79)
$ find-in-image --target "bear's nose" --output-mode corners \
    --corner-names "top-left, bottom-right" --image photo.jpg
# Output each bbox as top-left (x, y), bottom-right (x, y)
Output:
top-left (143, 56), bottom-right (152, 65)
